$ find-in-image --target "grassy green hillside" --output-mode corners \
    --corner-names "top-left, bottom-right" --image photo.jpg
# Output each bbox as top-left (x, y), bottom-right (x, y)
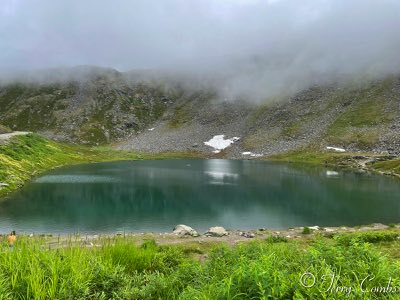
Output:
top-left (0, 230), bottom-right (399, 299)
top-left (0, 134), bottom-right (198, 197)
top-left (232, 76), bottom-right (400, 155)
top-left (325, 78), bottom-right (398, 148)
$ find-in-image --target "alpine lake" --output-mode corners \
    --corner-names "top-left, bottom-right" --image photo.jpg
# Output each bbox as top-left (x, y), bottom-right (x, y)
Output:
top-left (1, 159), bottom-right (399, 234)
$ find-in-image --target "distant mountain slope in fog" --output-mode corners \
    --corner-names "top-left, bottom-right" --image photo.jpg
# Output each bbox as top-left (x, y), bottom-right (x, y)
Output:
top-left (1, 67), bottom-right (399, 156)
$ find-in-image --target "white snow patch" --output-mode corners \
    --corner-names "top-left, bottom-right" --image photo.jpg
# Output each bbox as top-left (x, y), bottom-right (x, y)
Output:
top-left (242, 151), bottom-right (263, 157)
top-left (326, 146), bottom-right (345, 152)
top-left (204, 135), bottom-right (240, 152)
top-left (148, 128), bottom-right (155, 131)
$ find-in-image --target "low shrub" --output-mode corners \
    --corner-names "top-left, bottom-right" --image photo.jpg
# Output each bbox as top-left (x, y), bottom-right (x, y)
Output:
top-left (334, 231), bottom-right (399, 246)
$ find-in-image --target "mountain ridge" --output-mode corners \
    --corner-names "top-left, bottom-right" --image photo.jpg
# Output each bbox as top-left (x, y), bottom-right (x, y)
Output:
top-left (1, 68), bottom-right (399, 157)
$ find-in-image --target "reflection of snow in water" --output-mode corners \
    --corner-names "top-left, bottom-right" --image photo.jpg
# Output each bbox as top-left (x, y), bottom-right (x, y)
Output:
top-left (326, 170), bottom-right (339, 176)
top-left (35, 175), bottom-right (120, 183)
top-left (204, 159), bottom-right (239, 185)
top-left (204, 159), bottom-right (233, 173)
top-left (208, 181), bottom-right (236, 186)
top-left (204, 135), bottom-right (240, 153)
top-left (205, 171), bottom-right (239, 180)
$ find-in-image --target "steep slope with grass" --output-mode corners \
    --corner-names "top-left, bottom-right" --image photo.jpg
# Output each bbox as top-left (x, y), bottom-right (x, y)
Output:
top-left (0, 134), bottom-right (136, 197)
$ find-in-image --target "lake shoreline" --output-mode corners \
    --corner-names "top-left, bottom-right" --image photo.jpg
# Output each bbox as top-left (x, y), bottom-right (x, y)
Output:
top-left (4, 223), bottom-right (399, 248)
top-left (0, 133), bottom-right (202, 198)
top-left (1, 134), bottom-right (400, 199)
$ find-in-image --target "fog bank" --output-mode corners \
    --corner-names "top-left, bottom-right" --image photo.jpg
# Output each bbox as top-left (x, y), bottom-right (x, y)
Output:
top-left (1, 0), bottom-right (400, 100)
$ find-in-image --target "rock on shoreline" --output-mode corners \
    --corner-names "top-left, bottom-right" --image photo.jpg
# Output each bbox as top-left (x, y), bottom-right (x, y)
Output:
top-left (173, 225), bottom-right (230, 237)
top-left (173, 224), bottom-right (199, 237)
top-left (205, 226), bottom-right (229, 237)
top-left (6, 223), bottom-right (399, 242)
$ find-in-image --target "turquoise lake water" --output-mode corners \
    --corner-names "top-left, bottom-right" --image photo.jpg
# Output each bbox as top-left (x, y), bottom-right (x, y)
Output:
top-left (1, 159), bottom-right (399, 234)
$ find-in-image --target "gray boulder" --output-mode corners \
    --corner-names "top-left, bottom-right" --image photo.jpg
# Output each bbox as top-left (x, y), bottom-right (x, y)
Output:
top-left (205, 226), bottom-right (229, 237)
top-left (173, 224), bottom-right (199, 237)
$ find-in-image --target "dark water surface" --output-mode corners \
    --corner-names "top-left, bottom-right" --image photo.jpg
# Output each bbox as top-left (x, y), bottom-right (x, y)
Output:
top-left (1, 159), bottom-right (399, 234)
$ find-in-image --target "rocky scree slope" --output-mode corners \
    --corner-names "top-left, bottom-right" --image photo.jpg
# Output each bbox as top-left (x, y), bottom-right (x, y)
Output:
top-left (0, 68), bottom-right (170, 145)
top-left (1, 68), bottom-right (399, 157)
top-left (118, 76), bottom-right (400, 157)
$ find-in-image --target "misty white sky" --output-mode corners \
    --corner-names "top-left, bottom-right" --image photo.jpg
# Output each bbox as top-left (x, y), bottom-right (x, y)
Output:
top-left (1, 0), bottom-right (400, 99)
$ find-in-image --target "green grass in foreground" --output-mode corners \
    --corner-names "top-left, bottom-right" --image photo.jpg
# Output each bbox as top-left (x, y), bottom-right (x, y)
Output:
top-left (0, 231), bottom-right (400, 299)
top-left (0, 134), bottom-right (199, 197)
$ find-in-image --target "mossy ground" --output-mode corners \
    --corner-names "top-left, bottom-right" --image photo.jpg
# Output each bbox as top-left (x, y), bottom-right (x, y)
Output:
top-left (0, 229), bottom-right (399, 299)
